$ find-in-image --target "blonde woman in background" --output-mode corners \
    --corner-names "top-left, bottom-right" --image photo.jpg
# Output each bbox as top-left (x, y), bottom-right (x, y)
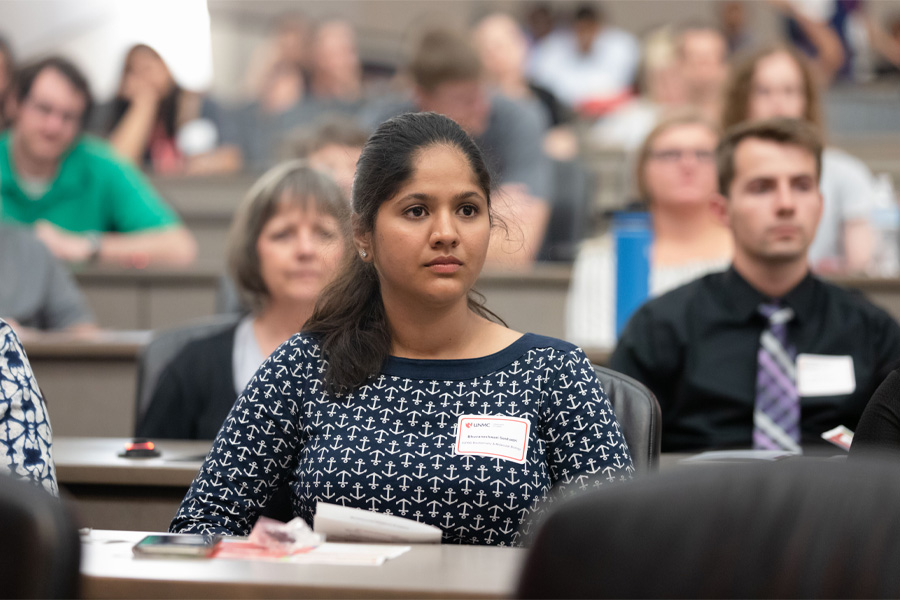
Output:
top-left (567, 111), bottom-right (732, 349)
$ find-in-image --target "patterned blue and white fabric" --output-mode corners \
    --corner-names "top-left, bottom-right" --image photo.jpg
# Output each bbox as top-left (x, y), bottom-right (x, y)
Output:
top-left (172, 333), bottom-right (633, 546)
top-left (0, 320), bottom-right (57, 495)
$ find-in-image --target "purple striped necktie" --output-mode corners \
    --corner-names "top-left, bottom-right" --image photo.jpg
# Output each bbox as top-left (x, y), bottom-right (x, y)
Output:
top-left (753, 301), bottom-right (801, 452)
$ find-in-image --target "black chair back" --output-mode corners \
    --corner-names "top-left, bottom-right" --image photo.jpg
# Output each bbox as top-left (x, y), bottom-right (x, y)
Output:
top-left (0, 475), bottom-right (80, 599)
top-left (592, 365), bottom-right (661, 473)
top-left (135, 313), bottom-right (241, 432)
top-left (518, 458), bottom-right (900, 599)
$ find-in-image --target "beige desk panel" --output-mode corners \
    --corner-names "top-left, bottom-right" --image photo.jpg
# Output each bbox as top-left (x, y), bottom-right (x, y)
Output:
top-left (81, 530), bottom-right (524, 600)
top-left (24, 334), bottom-right (150, 437)
top-left (56, 438), bottom-right (209, 531)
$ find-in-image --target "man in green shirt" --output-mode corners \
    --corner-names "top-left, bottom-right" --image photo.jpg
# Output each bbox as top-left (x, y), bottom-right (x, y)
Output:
top-left (1, 56), bottom-right (196, 266)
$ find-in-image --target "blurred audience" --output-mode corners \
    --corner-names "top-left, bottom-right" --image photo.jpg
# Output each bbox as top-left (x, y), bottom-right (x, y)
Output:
top-left (0, 226), bottom-right (95, 333)
top-left (365, 28), bottom-right (553, 266)
top-left (528, 3), bottom-right (639, 116)
top-left (0, 319), bottom-right (57, 495)
top-left (222, 59), bottom-right (311, 172)
top-left (98, 44), bottom-right (237, 175)
top-left (718, 1), bottom-right (755, 56)
top-left (307, 20), bottom-right (364, 113)
top-left (677, 24), bottom-right (729, 125)
top-left (768, 0), bottom-right (846, 83)
top-left (0, 57), bottom-right (196, 266)
top-left (721, 45), bottom-right (885, 274)
top-left (591, 26), bottom-right (683, 151)
top-left (472, 12), bottom-right (577, 161)
top-left (0, 35), bottom-right (16, 130)
top-left (568, 112), bottom-right (731, 348)
top-left (284, 114), bottom-right (367, 199)
top-left (138, 161), bottom-right (350, 439)
top-left (243, 13), bottom-right (310, 102)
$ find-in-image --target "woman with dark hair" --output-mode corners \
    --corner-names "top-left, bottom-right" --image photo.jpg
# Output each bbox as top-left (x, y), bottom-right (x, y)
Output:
top-left (721, 44), bottom-right (886, 274)
top-left (171, 112), bottom-right (633, 545)
top-left (104, 44), bottom-right (237, 175)
top-left (138, 161), bottom-right (350, 439)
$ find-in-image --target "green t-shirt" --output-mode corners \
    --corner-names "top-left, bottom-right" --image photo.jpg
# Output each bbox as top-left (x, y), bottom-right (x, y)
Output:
top-left (0, 131), bottom-right (180, 233)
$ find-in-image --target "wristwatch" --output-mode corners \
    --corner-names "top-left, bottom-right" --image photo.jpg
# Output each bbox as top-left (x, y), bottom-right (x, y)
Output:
top-left (85, 232), bottom-right (102, 263)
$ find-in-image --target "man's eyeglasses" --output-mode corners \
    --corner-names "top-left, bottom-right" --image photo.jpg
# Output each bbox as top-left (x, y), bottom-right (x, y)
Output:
top-left (648, 149), bottom-right (716, 163)
top-left (24, 98), bottom-right (82, 126)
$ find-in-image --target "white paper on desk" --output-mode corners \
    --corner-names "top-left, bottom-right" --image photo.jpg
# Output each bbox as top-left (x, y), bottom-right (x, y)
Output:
top-left (682, 449), bottom-right (801, 462)
top-left (288, 543), bottom-right (410, 566)
top-left (314, 502), bottom-right (442, 543)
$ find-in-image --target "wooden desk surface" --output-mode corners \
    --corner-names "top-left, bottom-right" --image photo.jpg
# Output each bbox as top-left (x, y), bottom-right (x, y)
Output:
top-left (55, 437), bottom-right (210, 487)
top-left (21, 329), bottom-right (151, 359)
top-left (81, 529), bottom-right (525, 599)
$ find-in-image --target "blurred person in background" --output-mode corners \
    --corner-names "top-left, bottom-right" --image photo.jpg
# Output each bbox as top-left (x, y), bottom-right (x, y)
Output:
top-left (283, 114), bottom-right (367, 199)
top-left (137, 161), bottom-right (349, 439)
top-left (365, 28), bottom-right (553, 266)
top-left (243, 13), bottom-right (310, 102)
top-left (592, 23), bottom-right (727, 152)
top-left (767, 0), bottom-right (846, 82)
top-left (99, 44), bottom-right (237, 175)
top-left (0, 225), bottom-right (95, 333)
top-left (472, 12), bottom-right (576, 161)
top-left (568, 111), bottom-right (731, 349)
top-left (0, 57), bottom-right (196, 266)
top-left (306, 20), bottom-right (364, 115)
top-left (0, 319), bottom-right (57, 495)
top-left (719, 1), bottom-right (756, 56)
top-left (721, 45), bottom-right (885, 274)
top-left (0, 35), bottom-right (16, 130)
top-left (676, 24), bottom-right (729, 125)
top-left (528, 3), bottom-right (639, 116)
top-left (591, 26), bottom-right (684, 151)
top-left (221, 61), bottom-right (311, 172)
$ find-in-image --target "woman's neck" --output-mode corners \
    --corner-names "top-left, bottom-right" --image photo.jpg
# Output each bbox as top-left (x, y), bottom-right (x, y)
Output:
top-left (384, 295), bottom-right (491, 360)
top-left (253, 300), bottom-right (316, 356)
top-left (651, 202), bottom-right (732, 266)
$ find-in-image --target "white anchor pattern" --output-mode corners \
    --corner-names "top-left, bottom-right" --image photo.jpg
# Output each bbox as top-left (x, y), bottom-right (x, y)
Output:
top-left (171, 333), bottom-right (633, 545)
top-left (0, 320), bottom-right (57, 495)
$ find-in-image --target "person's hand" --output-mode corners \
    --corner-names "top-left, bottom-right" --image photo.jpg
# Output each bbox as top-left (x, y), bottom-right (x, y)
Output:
top-left (34, 221), bottom-right (95, 263)
top-left (121, 72), bottom-right (162, 105)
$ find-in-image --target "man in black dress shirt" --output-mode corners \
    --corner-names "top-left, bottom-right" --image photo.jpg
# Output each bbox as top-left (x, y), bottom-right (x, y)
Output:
top-left (610, 118), bottom-right (900, 452)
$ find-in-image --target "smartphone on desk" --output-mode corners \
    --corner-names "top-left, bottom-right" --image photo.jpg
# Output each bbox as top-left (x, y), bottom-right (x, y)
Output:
top-left (132, 534), bottom-right (222, 558)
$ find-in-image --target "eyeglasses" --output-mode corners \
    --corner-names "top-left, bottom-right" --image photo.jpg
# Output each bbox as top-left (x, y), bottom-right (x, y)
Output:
top-left (23, 97), bottom-right (83, 127)
top-left (648, 149), bottom-right (716, 163)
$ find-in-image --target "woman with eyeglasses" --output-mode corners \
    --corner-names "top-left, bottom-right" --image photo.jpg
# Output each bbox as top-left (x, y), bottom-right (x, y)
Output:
top-left (567, 111), bottom-right (732, 349)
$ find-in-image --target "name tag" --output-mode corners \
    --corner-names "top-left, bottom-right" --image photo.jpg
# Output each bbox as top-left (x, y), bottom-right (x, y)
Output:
top-left (796, 354), bottom-right (856, 397)
top-left (454, 415), bottom-right (530, 464)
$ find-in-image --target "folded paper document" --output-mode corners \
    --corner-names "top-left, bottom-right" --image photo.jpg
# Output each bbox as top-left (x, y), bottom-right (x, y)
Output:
top-left (314, 502), bottom-right (442, 543)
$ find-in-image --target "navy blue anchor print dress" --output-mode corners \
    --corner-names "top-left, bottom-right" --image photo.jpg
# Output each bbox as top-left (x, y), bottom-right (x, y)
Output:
top-left (172, 333), bottom-right (632, 546)
top-left (0, 320), bottom-right (57, 495)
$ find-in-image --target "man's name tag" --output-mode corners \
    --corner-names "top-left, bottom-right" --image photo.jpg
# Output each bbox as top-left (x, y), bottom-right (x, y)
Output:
top-left (454, 415), bottom-right (530, 464)
top-left (796, 354), bottom-right (856, 397)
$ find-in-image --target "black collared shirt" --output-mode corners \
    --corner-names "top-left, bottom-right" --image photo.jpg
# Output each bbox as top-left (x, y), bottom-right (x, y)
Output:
top-left (610, 267), bottom-right (900, 452)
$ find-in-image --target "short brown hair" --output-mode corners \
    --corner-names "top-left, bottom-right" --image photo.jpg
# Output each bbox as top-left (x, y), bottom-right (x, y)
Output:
top-left (716, 117), bottom-right (823, 196)
top-left (720, 44), bottom-right (823, 131)
top-left (634, 109), bottom-right (720, 202)
top-left (284, 114), bottom-right (369, 160)
top-left (227, 160), bottom-right (352, 313)
top-left (408, 29), bottom-right (482, 92)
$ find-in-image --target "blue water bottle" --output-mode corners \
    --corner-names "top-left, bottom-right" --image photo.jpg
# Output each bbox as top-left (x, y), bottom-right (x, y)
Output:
top-left (613, 211), bottom-right (652, 336)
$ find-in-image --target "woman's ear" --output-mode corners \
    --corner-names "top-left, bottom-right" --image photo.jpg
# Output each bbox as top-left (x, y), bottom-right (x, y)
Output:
top-left (352, 214), bottom-right (372, 262)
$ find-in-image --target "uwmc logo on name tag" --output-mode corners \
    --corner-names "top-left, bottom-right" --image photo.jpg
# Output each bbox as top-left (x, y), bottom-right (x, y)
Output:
top-left (454, 415), bottom-right (531, 464)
